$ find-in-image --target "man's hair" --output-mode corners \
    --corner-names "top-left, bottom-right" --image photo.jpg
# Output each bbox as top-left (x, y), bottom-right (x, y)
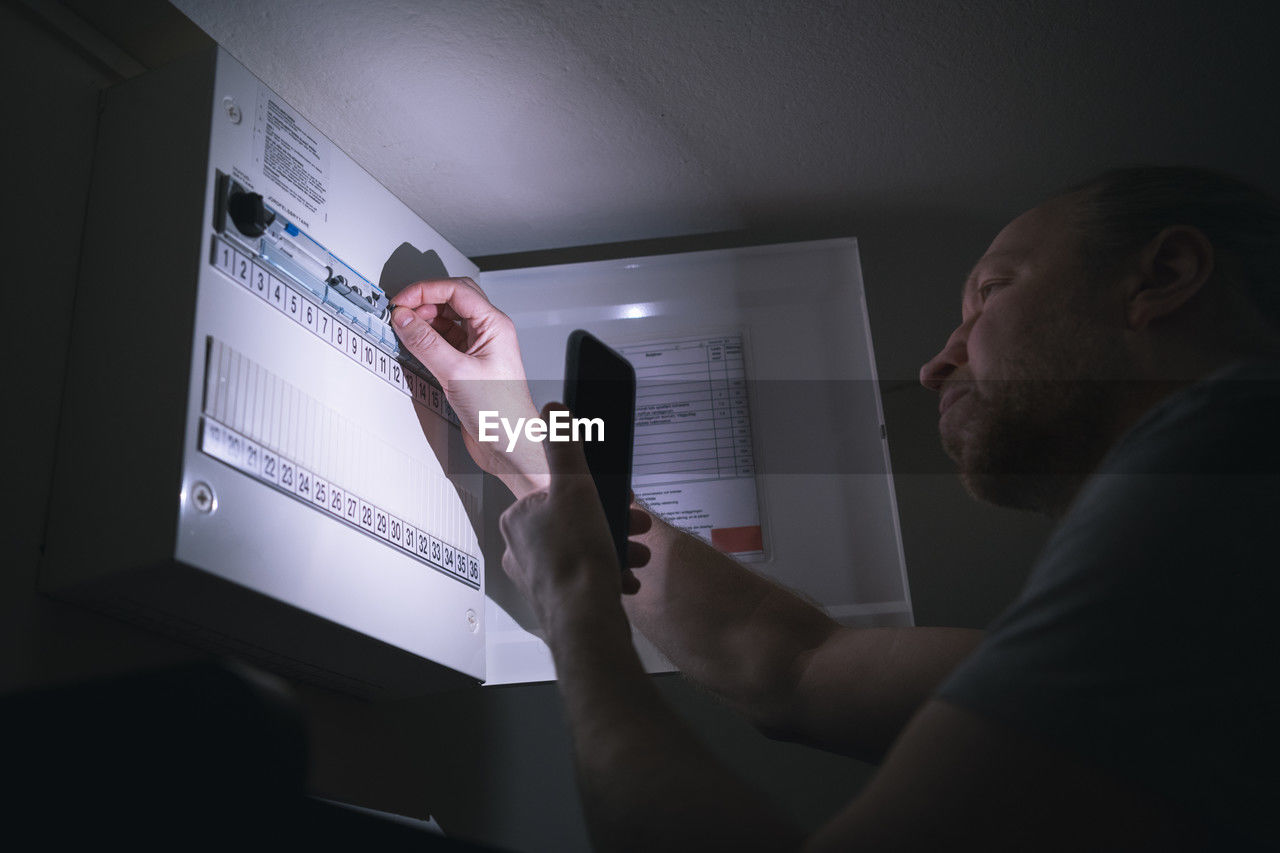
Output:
top-left (1068, 166), bottom-right (1280, 331)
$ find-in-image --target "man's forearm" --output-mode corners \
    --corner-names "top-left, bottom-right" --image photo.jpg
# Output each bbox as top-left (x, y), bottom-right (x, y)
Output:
top-left (624, 514), bottom-right (840, 724)
top-left (625, 513), bottom-right (983, 761)
top-left (547, 584), bottom-right (803, 853)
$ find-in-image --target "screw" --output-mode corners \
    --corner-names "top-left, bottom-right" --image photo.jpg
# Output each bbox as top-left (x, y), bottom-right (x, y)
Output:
top-left (192, 482), bottom-right (216, 513)
top-left (222, 97), bottom-right (242, 124)
top-left (465, 609), bottom-right (479, 633)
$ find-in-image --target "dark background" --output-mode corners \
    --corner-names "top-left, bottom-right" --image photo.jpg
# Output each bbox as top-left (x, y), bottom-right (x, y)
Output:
top-left (4, 1), bottom-right (1275, 849)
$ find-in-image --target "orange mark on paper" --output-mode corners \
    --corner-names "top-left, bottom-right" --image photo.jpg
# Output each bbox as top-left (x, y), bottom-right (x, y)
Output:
top-left (711, 525), bottom-right (763, 554)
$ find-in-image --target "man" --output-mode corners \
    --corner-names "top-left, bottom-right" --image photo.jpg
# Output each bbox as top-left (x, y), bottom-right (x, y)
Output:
top-left (389, 166), bottom-right (1279, 850)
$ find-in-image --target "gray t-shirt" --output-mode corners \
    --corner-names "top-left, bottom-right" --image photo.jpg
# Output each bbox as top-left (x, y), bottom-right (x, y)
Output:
top-left (937, 360), bottom-right (1280, 846)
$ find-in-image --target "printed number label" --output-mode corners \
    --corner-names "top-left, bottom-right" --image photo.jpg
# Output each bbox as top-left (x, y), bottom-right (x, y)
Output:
top-left (204, 422), bottom-right (223, 456)
top-left (201, 414), bottom-right (478, 584)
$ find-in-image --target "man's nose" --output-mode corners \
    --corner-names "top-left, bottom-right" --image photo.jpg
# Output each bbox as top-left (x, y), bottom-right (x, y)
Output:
top-left (919, 322), bottom-right (969, 391)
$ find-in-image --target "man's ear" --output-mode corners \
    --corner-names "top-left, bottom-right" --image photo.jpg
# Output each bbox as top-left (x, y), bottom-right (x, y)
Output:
top-left (1126, 225), bottom-right (1215, 330)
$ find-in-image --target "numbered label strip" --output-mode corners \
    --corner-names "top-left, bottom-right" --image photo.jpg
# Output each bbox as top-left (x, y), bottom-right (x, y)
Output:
top-left (201, 336), bottom-right (481, 589)
top-left (210, 234), bottom-right (459, 427)
top-left (200, 417), bottom-right (481, 589)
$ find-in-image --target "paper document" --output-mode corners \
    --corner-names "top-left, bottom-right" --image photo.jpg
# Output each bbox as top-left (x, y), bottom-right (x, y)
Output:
top-left (617, 333), bottom-right (765, 558)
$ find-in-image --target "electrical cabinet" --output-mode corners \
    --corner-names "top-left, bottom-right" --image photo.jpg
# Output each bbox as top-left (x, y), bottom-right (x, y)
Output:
top-left (42, 47), bottom-right (910, 696)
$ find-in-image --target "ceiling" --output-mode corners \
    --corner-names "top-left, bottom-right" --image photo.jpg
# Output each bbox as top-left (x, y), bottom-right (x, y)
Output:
top-left (73, 0), bottom-right (1280, 259)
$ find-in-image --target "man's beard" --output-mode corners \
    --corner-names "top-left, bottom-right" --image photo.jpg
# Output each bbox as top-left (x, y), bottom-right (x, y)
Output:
top-left (941, 376), bottom-right (1121, 516)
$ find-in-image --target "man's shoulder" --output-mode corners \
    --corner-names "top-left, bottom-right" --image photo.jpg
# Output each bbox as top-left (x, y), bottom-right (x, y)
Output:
top-left (1043, 358), bottom-right (1280, 599)
top-left (936, 360), bottom-right (1280, 844)
top-left (1099, 358), bottom-right (1280, 477)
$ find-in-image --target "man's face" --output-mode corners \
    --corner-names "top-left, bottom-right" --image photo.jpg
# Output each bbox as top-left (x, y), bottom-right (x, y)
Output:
top-left (919, 194), bottom-right (1130, 514)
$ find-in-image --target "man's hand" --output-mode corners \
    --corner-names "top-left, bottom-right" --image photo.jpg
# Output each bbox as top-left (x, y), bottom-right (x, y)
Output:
top-left (498, 404), bottom-right (640, 630)
top-left (390, 277), bottom-right (548, 498)
top-left (498, 417), bottom-right (804, 852)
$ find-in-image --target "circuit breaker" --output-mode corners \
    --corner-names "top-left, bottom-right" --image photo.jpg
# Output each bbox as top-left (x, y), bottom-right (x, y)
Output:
top-left (42, 47), bottom-right (485, 697)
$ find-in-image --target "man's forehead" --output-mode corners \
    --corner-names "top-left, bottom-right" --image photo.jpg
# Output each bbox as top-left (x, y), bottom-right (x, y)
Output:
top-left (967, 249), bottom-right (1023, 276)
top-left (960, 196), bottom-right (1080, 297)
top-left (988, 205), bottom-right (1054, 252)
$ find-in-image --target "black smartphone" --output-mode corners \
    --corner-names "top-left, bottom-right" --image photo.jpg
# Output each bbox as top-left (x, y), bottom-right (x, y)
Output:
top-left (563, 330), bottom-right (636, 571)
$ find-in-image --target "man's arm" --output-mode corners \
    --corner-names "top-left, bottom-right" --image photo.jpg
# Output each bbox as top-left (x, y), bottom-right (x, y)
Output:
top-left (391, 277), bottom-right (549, 498)
top-left (559, 661), bottom-right (1196, 852)
top-left (626, 510), bottom-right (981, 762)
top-left (387, 279), bottom-right (976, 757)
top-left (501, 428), bottom-right (1196, 852)
top-left (545, 580), bottom-right (806, 852)
top-left (806, 698), bottom-right (1200, 852)
top-left (499, 418), bottom-right (806, 850)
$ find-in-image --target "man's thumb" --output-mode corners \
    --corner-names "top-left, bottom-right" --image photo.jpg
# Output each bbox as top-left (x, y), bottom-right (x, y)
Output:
top-left (392, 307), bottom-right (460, 375)
top-left (543, 403), bottom-right (592, 480)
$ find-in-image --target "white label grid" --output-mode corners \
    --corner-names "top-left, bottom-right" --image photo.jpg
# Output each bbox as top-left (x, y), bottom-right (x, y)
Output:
top-left (200, 337), bottom-right (481, 589)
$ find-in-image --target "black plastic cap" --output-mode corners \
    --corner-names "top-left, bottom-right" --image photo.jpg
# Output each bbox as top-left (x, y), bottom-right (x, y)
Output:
top-left (228, 190), bottom-right (272, 238)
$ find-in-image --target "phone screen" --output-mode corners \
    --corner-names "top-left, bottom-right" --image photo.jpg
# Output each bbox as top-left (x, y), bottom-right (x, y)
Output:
top-left (563, 330), bottom-right (636, 571)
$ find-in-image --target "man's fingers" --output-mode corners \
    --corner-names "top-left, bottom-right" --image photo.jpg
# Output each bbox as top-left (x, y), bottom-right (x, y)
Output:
top-left (629, 506), bottom-right (653, 534)
top-left (432, 317), bottom-right (468, 351)
top-left (392, 278), bottom-right (493, 320)
top-left (392, 306), bottom-right (464, 378)
top-left (626, 540), bottom-right (651, 569)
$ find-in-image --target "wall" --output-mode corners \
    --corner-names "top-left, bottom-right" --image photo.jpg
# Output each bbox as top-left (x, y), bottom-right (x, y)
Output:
top-left (0, 1), bottom-right (204, 691)
top-left (2, 3), bottom-right (1054, 851)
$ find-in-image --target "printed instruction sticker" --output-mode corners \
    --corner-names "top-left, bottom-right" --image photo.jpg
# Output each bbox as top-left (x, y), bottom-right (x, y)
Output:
top-left (254, 85), bottom-right (329, 228)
